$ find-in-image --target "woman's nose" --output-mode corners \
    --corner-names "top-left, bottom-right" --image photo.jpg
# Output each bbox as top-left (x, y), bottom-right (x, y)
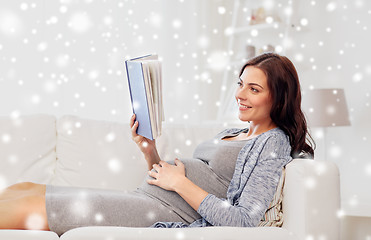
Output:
top-left (235, 88), bottom-right (246, 100)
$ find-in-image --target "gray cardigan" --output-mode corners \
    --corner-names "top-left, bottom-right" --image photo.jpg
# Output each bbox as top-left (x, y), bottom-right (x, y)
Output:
top-left (152, 127), bottom-right (292, 228)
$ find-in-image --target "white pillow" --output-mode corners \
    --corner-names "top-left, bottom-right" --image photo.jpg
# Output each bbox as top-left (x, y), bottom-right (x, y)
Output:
top-left (53, 115), bottom-right (147, 191)
top-left (53, 116), bottom-right (224, 191)
top-left (0, 114), bottom-right (57, 188)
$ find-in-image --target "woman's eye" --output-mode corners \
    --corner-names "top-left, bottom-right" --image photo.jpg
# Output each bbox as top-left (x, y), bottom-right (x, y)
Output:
top-left (237, 81), bottom-right (243, 87)
top-left (251, 87), bottom-right (259, 92)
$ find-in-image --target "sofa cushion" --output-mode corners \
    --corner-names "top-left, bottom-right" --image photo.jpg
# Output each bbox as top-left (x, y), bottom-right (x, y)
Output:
top-left (259, 167), bottom-right (286, 227)
top-left (53, 115), bottom-right (147, 191)
top-left (0, 230), bottom-right (59, 240)
top-left (0, 114), bottom-right (57, 187)
top-left (59, 226), bottom-right (297, 240)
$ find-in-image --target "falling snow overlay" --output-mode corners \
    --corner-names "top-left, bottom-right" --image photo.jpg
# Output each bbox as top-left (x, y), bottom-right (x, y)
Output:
top-left (0, 0), bottom-right (371, 239)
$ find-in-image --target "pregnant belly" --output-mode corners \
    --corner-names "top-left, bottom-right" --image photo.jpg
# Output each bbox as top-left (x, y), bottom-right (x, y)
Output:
top-left (137, 158), bottom-right (230, 222)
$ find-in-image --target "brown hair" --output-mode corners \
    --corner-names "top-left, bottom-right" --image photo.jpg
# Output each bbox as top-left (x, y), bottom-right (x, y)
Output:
top-left (240, 52), bottom-right (315, 158)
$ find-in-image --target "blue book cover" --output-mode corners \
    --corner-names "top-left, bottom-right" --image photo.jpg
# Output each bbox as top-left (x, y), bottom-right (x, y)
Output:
top-left (125, 54), bottom-right (157, 140)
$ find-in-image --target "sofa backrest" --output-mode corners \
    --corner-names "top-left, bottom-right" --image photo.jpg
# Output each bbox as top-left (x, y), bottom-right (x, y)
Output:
top-left (0, 114), bottom-right (225, 191)
top-left (0, 114), bottom-right (57, 187)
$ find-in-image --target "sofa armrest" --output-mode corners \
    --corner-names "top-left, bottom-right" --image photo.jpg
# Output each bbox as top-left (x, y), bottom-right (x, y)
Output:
top-left (282, 159), bottom-right (341, 240)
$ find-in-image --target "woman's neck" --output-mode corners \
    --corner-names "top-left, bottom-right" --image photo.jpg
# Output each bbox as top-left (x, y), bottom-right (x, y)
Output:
top-left (245, 121), bottom-right (277, 138)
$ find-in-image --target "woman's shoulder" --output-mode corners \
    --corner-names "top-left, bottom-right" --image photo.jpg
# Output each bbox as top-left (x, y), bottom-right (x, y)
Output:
top-left (251, 128), bottom-right (292, 160)
top-left (259, 127), bottom-right (290, 144)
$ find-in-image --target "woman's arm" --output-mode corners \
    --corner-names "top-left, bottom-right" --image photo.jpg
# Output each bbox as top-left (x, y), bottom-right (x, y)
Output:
top-left (196, 134), bottom-right (292, 227)
top-left (147, 159), bottom-right (209, 211)
top-left (197, 157), bottom-right (287, 227)
top-left (197, 133), bottom-right (292, 227)
top-left (130, 114), bottom-right (161, 170)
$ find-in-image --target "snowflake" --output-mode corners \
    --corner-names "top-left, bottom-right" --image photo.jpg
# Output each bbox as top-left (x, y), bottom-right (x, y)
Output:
top-left (304, 177), bottom-right (316, 189)
top-left (0, 175), bottom-right (8, 192)
top-left (198, 36), bottom-right (209, 48)
top-left (172, 19), bottom-right (182, 29)
top-left (88, 70), bottom-right (99, 80)
top-left (108, 158), bottom-right (121, 173)
top-left (250, 29), bottom-right (258, 37)
top-left (95, 213), bottom-right (104, 222)
top-left (352, 72), bottom-right (363, 82)
top-left (25, 213), bottom-right (45, 230)
top-left (20, 3), bottom-right (28, 11)
top-left (305, 235), bottom-right (314, 240)
top-left (326, 105), bottom-right (336, 115)
top-left (46, 16), bottom-right (58, 25)
top-left (1, 134), bottom-right (11, 143)
top-left (60, 6), bottom-right (68, 13)
top-left (0, 9), bottom-right (23, 36)
top-left (8, 154), bottom-right (18, 165)
top-left (71, 197), bottom-right (90, 219)
top-left (37, 42), bottom-right (48, 52)
top-left (146, 211), bottom-right (156, 220)
top-left (10, 110), bottom-right (20, 119)
top-left (218, 6), bottom-right (226, 15)
top-left (55, 54), bottom-right (70, 68)
top-left (221, 200), bottom-right (231, 208)
top-left (300, 18), bottom-right (309, 26)
top-left (43, 81), bottom-right (57, 93)
top-left (336, 209), bottom-right (345, 219)
top-left (366, 164), bottom-right (371, 176)
top-left (103, 16), bottom-right (113, 26)
top-left (326, 2), bottom-right (337, 12)
top-left (328, 145), bottom-right (342, 158)
top-left (30, 94), bottom-right (41, 104)
top-left (175, 231), bottom-right (185, 240)
top-left (295, 53), bottom-right (304, 62)
top-left (68, 12), bottom-right (92, 33)
top-left (207, 51), bottom-right (228, 71)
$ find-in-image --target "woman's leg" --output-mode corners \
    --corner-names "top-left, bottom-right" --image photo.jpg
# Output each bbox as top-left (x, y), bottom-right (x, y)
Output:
top-left (0, 182), bottom-right (49, 231)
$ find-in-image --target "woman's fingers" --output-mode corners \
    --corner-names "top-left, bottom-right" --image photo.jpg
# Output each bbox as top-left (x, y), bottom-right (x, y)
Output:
top-left (146, 178), bottom-right (156, 185)
top-left (158, 160), bottom-right (167, 166)
top-left (129, 114), bottom-right (135, 127)
top-left (152, 163), bottom-right (161, 172)
top-left (174, 158), bottom-right (183, 166)
top-left (148, 170), bottom-right (158, 180)
top-left (130, 117), bottom-right (139, 138)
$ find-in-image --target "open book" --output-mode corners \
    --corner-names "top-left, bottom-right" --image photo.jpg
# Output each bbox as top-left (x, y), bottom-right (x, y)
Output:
top-left (125, 54), bottom-right (164, 140)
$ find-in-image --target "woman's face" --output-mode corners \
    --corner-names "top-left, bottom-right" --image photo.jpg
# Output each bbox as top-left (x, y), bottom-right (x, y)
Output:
top-left (235, 66), bottom-right (273, 124)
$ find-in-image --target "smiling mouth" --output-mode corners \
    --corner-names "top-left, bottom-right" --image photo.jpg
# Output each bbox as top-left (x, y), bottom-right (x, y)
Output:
top-left (238, 103), bottom-right (252, 109)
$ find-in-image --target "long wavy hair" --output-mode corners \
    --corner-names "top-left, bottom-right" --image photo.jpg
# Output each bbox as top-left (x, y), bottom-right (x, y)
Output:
top-left (239, 52), bottom-right (315, 158)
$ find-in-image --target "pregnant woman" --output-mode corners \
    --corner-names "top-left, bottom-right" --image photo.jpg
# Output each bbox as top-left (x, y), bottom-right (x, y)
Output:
top-left (0, 53), bottom-right (314, 235)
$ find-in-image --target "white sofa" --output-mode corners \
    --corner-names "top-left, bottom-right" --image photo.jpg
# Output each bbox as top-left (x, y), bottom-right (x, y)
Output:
top-left (0, 114), bottom-right (341, 240)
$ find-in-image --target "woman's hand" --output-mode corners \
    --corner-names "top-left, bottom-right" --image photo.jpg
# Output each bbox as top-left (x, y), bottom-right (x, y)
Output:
top-left (130, 114), bottom-right (161, 170)
top-left (129, 114), bottom-right (156, 155)
top-left (147, 159), bottom-right (186, 192)
top-left (148, 158), bottom-right (209, 211)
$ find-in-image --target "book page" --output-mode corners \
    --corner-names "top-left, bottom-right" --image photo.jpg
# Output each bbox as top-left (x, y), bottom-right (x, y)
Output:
top-left (142, 63), bottom-right (156, 138)
top-left (146, 61), bottom-right (162, 137)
